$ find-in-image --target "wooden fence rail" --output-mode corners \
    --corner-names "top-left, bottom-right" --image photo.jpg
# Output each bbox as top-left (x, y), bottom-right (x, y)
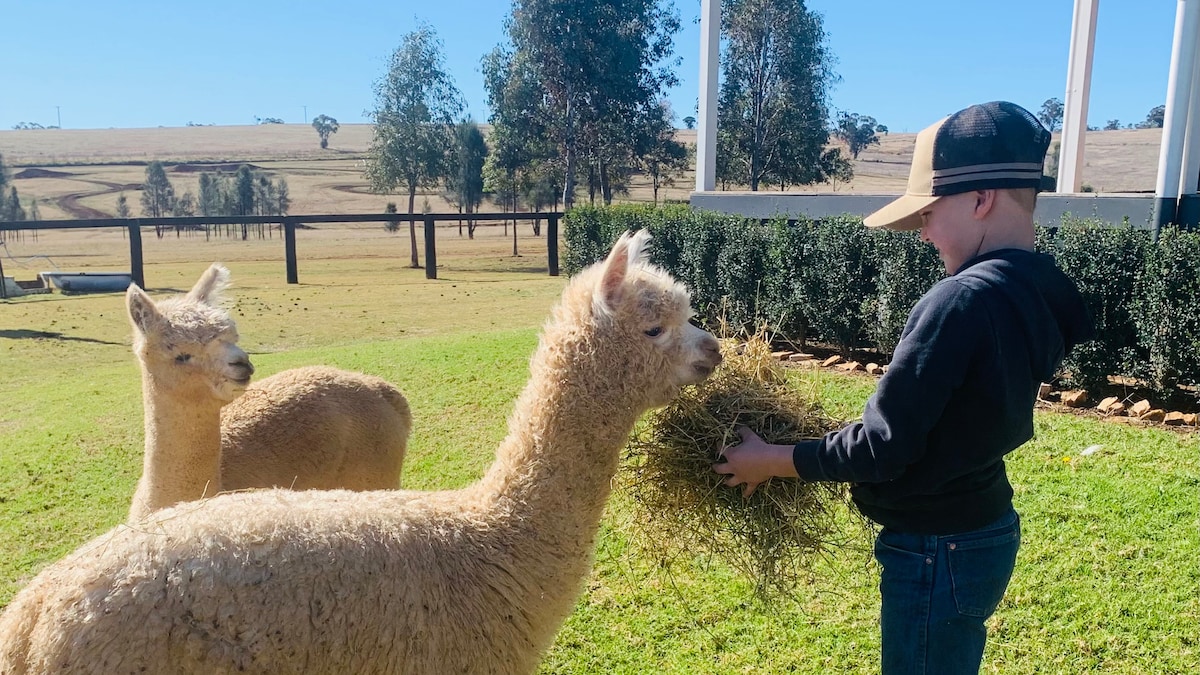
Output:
top-left (0, 212), bottom-right (563, 292)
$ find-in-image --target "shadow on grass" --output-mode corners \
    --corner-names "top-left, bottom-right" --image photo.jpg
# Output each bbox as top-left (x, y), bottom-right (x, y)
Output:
top-left (0, 329), bottom-right (124, 346)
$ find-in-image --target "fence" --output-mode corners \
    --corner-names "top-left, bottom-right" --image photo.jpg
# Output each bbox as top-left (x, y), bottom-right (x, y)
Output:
top-left (0, 212), bottom-right (563, 294)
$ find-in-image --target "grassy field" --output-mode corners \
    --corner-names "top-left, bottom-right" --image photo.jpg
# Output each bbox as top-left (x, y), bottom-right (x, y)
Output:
top-left (0, 228), bottom-right (1196, 673)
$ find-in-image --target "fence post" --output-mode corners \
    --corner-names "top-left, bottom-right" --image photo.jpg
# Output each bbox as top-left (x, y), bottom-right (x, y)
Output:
top-left (547, 214), bottom-right (559, 277)
top-left (284, 217), bottom-right (298, 284)
top-left (424, 215), bottom-right (437, 280)
top-left (129, 220), bottom-right (144, 288)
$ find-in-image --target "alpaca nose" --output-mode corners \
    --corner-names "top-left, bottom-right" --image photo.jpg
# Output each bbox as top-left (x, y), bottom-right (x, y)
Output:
top-left (703, 336), bottom-right (722, 365)
top-left (232, 357), bottom-right (255, 378)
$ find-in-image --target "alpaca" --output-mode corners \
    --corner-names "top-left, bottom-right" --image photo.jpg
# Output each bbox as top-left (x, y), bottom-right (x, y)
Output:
top-left (127, 266), bottom-right (412, 523)
top-left (0, 230), bottom-right (722, 674)
top-left (220, 365), bottom-right (412, 491)
top-left (125, 263), bottom-right (255, 521)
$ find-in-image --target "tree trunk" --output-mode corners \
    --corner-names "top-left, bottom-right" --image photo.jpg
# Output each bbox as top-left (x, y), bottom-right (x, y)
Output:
top-left (562, 96), bottom-right (577, 210)
top-left (600, 162), bottom-right (613, 205)
top-left (407, 185), bottom-right (420, 268)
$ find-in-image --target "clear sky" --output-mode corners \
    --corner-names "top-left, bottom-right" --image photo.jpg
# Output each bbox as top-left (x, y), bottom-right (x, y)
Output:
top-left (0, 1), bottom-right (1181, 133)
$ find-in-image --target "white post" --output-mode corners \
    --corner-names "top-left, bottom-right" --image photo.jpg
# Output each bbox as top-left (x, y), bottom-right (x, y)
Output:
top-left (1153, 0), bottom-right (1200, 230)
top-left (695, 0), bottom-right (721, 193)
top-left (1177, 47), bottom-right (1200, 226)
top-left (1057, 0), bottom-right (1098, 193)
top-left (1178, 46), bottom-right (1200, 196)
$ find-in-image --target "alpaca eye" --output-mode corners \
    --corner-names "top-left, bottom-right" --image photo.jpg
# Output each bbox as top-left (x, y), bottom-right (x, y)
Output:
top-left (644, 327), bottom-right (663, 337)
top-left (175, 353), bottom-right (192, 364)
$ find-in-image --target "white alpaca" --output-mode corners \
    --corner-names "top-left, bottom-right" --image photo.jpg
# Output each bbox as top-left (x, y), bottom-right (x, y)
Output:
top-left (0, 231), bottom-right (722, 675)
top-left (126, 265), bottom-right (411, 523)
top-left (125, 264), bottom-right (254, 521)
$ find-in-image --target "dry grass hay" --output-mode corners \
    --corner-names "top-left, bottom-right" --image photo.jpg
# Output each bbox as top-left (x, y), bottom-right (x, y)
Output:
top-left (622, 330), bottom-right (868, 600)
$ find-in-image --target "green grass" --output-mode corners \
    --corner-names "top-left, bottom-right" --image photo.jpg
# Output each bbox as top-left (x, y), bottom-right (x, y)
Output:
top-left (1, 262), bottom-right (1197, 673)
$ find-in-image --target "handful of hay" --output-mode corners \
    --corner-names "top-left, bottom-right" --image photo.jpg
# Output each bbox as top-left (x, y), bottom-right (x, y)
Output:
top-left (622, 331), bottom-right (866, 600)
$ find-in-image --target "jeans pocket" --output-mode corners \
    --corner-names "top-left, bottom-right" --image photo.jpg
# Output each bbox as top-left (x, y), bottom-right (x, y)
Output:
top-left (946, 526), bottom-right (1020, 618)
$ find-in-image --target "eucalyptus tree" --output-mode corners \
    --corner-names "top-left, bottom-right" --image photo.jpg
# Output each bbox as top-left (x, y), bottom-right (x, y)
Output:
top-left (717, 0), bottom-right (838, 190)
top-left (498, 0), bottom-right (680, 209)
top-left (140, 161), bottom-right (176, 237)
top-left (365, 25), bottom-right (464, 267)
top-left (446, 119), bottom-right (489, 236)
top-left (639, 101), bottom-right (690, 205)
top-left (311, 114), bottom-right (340, 149)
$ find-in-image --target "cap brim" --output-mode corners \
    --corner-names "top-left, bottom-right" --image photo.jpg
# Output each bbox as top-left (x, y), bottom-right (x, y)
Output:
top-left (863, 194), bottom-right (941, 231)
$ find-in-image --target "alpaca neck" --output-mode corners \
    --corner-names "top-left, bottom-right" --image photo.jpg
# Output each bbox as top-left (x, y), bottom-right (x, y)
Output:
top-left (129, 373), bottom-right (224, 521)
top-left (476, 326), bottom-right (645, 559)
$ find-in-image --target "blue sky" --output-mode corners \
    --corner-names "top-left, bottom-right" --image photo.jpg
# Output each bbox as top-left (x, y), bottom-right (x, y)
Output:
top-left (0, 1), bottom-right (1180, 133)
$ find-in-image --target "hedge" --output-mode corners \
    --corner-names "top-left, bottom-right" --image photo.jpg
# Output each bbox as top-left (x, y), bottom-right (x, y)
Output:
top-left (565, 204), bottom-right (1200, 401)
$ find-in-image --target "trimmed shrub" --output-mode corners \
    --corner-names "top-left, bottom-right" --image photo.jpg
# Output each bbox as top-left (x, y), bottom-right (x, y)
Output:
top-left (1134, 226), bottom-right (1200, 400)
top-left (868, 229), bottom-right (943, 357)
top-left (1042, 218), bottom-right (1149, 392)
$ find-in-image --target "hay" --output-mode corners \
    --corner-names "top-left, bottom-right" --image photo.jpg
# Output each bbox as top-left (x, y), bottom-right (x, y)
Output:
top-left (621, 330), bottom-right (866, 601)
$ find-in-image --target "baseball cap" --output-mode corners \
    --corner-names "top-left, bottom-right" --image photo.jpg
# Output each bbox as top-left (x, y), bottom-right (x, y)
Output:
top-left (864, 101), bottom-right (1052, 231)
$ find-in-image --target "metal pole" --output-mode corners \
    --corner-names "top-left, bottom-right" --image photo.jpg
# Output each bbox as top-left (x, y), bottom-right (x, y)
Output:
top-left (1057, 0), bottom-right (1098, 193)
top-left (128, 220), bottom-right (144, 288)
top-left (695, 0), bottom-right (721, 193)
top-left (424, 215), bottom-right (437, 280)
top-left (0, 249), bottom-right (7, 299)
top-left (1153, 0), bottom-right (1200, 232)
top-left (547, 215), bottom-right (559, 277)
top-left (284, 217), bottom-right (298, 284)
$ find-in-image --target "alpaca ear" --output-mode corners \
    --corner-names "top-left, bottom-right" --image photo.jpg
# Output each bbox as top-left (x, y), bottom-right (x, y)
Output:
top-left (187, 263), bottom-right (231, 306)
top-left (126, 284), bottom-right (162, 336)
top-left (598, 232), bottom-right (633, 310)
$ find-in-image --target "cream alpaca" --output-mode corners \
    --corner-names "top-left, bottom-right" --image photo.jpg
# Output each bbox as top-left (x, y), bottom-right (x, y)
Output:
top-left (220, 365), bottom-right (412, 491)
top-left (0, 231), bottom-right (722, 674)
top-left (126, 266), bottom-right (411, 523)
top-left (125, 264), bottom-right (254, 521)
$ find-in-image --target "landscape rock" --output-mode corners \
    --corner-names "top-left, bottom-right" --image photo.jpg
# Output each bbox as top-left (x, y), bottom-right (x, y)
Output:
top-left (1163, 411), bottom-right (1188, 426)
top-left (1184, 413), bottom-right (1199, 426)
top-left (820, 355), bottom-right (844, 368)
top-left (787, 352), bottom-right (815, 362)
top-left (1129, 400), bottom-right (1153, 417)
top-left (1096, 396), bottom-right (1121, 413)
top-left (1107, 402), bottom-right (1127, 415)
top-left (866, 363), bottom-right (884, 375)
top-left (1060, 390), bottom-right (1089, 408)
top-left (1138, 408), bottom-right (1166, 423)
top-left (1038, 383), bottom-right (1052, 399)
top-left (837, 361), bottom-right (863, 372)
top-left (771, 351), bottom-right (794, 361)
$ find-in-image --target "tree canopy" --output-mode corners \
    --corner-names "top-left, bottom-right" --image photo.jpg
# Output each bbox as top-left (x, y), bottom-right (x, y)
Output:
top-left (311, 114), bottom-right (340, 149)
top-left (495, 0), bottom-right (681, 208)
top-left (1038, 98), bottom-right (1064, 132)
top-left (833, 112), bottom-right (882, 160)
top-left (364, 24), bottom-right (464, 267)
top-left (717, 0), bottom-right (840, 190)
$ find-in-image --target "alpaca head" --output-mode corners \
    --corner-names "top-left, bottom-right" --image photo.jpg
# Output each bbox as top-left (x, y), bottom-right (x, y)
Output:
top-left (126, 263), bottom-right (254, 402)
top-left (562, 230), bottom-right (722, 409)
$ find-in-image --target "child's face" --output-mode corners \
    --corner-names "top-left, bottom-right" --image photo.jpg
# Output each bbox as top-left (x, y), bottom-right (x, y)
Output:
top-left (918, 192), bottom-right (986, 274)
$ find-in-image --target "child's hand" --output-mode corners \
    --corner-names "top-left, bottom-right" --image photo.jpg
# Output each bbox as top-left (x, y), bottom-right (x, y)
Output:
top-left (713, 427), bottom-right (799, 497)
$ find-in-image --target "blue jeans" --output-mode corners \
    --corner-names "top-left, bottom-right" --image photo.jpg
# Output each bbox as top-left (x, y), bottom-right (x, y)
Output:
top-left (874, 508), bottom-right (1020, 675)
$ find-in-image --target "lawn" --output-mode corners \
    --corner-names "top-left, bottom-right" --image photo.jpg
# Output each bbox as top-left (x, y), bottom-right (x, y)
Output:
top-left (0, 230), bottom-right (1196, 673)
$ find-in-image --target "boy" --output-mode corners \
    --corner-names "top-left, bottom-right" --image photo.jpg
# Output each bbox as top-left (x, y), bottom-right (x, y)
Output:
top-left (714, 101), bottom-right (1094, 674)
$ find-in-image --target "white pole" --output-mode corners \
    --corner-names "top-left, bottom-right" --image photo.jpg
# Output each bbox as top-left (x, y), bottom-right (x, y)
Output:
top-left (1153, 0), bottom-right (1200, 230)
top-left (1057, 0), bottom-right (1098, 193)
top-left (695, 0), bottom-right (721, 193)
top-left (1178, 46), bottom-right (1200, 196)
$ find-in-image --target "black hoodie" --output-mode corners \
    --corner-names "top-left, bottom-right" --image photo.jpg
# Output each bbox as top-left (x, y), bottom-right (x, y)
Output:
top-left (792, 248), bottom-right (1094, 534)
